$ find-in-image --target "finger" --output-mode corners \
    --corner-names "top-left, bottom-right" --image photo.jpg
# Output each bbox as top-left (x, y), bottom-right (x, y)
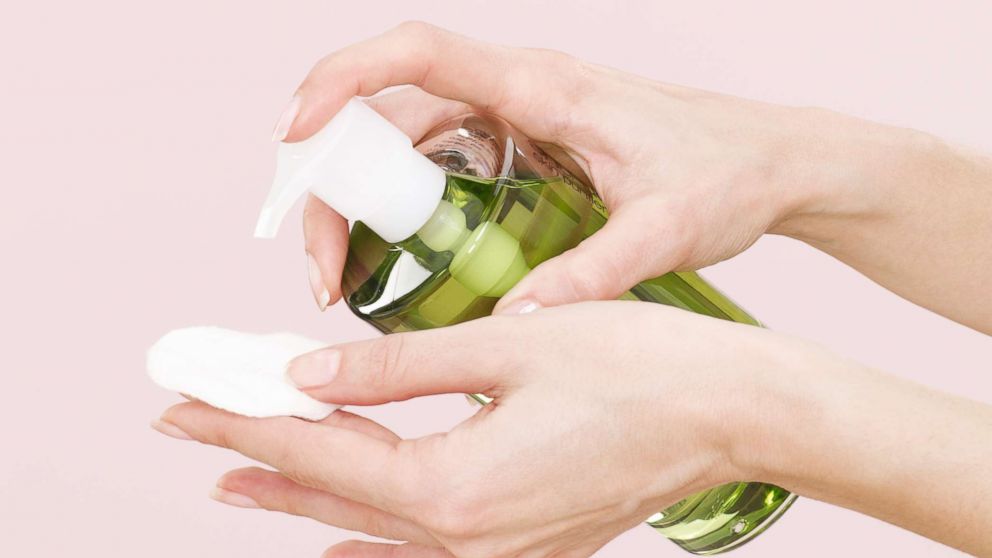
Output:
top-left (318, 409), bottom-right (401, 444)
top-left (215, 467), bottom-right (439, 546)
top-left (304, 195), bottom-right (349, 309)
top-left (284, 22), bottom-right (585, 143)
top-left (492, 204), bottom-right (682, 312)
top-left (323, 540), bottom-right (452, 558)
top-left (159, 401), bottom-right (414, 514)
top-left (285, 317), bottom-right (527, 405)
top-left (364, 87), bottom-right (471, 144)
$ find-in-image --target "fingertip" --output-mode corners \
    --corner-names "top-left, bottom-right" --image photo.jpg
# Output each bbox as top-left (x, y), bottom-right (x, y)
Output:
top-left (150, 418), bottom-right (194, 441)
top-left (285, 348), bottom-right (341, 390)
top-left (492, 274), bottom-right (542, 314)
top-left (278, 89), bottom-right (350, 143)
top-left (492, 266), bottom-right (562, 313)
top-left (316, 268), bottom-right (344, 309)
top-left (215, 467), bottom-right (281, 499)
top-left (216, 466), bottom-right (269, 486)
top-left (209, 486), bottom-right (261, 509)
top-left (324, 268), bottom-right (345, 306)
top-left (492, 297), bottom-right (542, 316)
top-left (498, 219), bottom-right (648, 309)
top-left (158, 400), bottom-right (198, 423)
top-left (153, 400), bottom-right (215, 441)
top-left (322, 540), bottom-right (366, 558)
top-left (157, 400), bottom-right (241, 443)
top-left (271, 95), bottom-right (302, 143)
top-left (304, 196), bottom-right (349, 311)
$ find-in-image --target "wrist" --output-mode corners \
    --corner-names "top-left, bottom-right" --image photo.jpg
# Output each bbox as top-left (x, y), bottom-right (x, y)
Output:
top-left (768, 107), bottom-right (942, 247)
top-left (722, 333), bottom-right (856, 487)
top-left (734, 335), bottom-right (992, 556)
top-left (733, 337), bottom-right (911, 501)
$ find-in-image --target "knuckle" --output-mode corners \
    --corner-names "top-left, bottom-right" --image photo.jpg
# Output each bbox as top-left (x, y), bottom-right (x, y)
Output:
top-left (271, 434), bottom-right (327, 490)
top-left (311, 52), bottom-right (333, 71)
top-left (365, 334), bottom-right (409, 389)
top-left (561, 62), bottom-right (599, 112)
top-left (536, 49), bottom-right (593, 90)
top-left (310, 50), bottom-right (345, 79)
top-left (280, 455), bottom-right (326, 492)
top-left (560, 248), bottom-right (620, 300)
top-left (524, 49), bottom-right (599, 136)
top-left (426, 493), bottom-right (488, 539)
top-left (529, 47), bottom-right (574, 67)
top-left (358, 510), bottom-right (388, 538)
top-left (279, 491), bottom-right (309, 517)
top-left (392, 20), bottom-right (440, 43)
top-left (387, 437), bottom-right (434, 502)
top-left (558, 261), bottom-right (595, 302)
top-left (416, 458), bottom-right (490, 539)
top-left (212, 427), bottom-right (235, 451)
top-left (656, 205), bottom-right (698, 269)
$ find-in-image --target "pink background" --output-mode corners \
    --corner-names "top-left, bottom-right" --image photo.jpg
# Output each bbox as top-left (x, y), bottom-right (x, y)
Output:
top-left (2, 1), bottom-right (990, 556)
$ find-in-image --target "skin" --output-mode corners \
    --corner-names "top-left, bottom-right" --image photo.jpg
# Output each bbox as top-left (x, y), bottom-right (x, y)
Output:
top-left (154, 22), bottom-right (992, 558)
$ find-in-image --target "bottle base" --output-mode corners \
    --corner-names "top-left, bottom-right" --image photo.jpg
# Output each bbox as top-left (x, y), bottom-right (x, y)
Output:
top-left (647, 484), bottom-right (797, 555)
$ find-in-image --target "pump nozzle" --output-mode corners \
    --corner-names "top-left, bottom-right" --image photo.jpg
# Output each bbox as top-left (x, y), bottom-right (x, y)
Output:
top-left (254, 156), bottom-right (312, 238)
top-left (255, 98), bottom-right (446, 242)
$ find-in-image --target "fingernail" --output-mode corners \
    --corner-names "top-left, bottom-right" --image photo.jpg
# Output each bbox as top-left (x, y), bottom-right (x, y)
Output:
top-left (307, 252), bottom-right (330, 311)
top-left (496, 299), bottom-right (541, 315)
top-left (287, 350), bottom-right (340, 389)
top-left (151, 419), bottom-right (193, 441)
top-left (210, 487), bottom-right (260, 509)
top-left (271, 95), bottom-right (301, 142)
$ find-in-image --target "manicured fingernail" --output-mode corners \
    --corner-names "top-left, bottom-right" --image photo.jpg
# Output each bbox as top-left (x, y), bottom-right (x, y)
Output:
top-left (271, 95), bottom-right (301, 142)
top-left (287, 350), bottom-right (340, 388)
top-left (496, 300), bottom-right (541, 315)
top-left (151, 419), bottom-right (193, 441)
top-left (210, 487), bottom-right (260, 509)
top-left (307, 252), bottom-right (330, 311)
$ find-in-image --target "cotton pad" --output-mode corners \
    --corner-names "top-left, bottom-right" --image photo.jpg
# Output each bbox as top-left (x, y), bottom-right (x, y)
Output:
top-left (148, 326), bottom-right (338, 421)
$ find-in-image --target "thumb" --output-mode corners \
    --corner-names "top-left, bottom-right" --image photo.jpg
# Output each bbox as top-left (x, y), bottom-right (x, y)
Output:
top-left (493, 206), bottom-right (679, 313)
top-left (285, 317), bottom-right (527, 405)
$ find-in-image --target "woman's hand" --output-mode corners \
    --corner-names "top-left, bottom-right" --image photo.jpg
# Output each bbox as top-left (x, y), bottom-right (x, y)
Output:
top-left (154, 302), bottom-right (820, 557)
top-left (289, 22), bottom-right (992, 333)
top-left (153, 301), bottom-right (992, 556)
top-left (288, 22), bottom-right (827, 314)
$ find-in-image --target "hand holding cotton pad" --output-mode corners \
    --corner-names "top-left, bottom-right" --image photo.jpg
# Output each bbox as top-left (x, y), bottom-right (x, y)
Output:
top-left (147, 326), bottom-right (338, 421)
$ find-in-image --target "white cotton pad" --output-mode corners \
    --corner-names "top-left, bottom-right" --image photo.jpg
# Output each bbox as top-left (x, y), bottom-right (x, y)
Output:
top-left (148, 326), bottom-right (339, 421)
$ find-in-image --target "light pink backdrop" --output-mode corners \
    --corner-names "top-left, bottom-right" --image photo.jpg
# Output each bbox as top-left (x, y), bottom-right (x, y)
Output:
top-left (2, 1), bottom-right (989, 556)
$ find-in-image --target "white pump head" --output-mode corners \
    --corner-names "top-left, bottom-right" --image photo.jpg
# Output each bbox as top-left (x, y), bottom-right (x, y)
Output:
top-left (254, 98), bottom-right (446, 242)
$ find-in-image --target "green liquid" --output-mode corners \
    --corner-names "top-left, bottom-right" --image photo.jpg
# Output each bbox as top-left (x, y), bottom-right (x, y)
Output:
top-left (342, 172), bottom-right (795, 554)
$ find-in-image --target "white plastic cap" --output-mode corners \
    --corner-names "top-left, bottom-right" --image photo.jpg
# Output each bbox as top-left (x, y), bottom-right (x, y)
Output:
top-left (254, 98), bottom-right (446, 242)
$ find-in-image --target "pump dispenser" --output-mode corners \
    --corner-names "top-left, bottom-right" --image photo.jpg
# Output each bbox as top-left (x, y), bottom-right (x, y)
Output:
top-left (256, 101), bottom-right (796, 555)
top-left (255, 99), bottom-right (446, 242)
top-left (256, 98), bottom-right (531, 298)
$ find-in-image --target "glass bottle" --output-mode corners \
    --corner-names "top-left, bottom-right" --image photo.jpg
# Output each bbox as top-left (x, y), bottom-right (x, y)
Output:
top-left (257, 100), bottom-right (796, 555)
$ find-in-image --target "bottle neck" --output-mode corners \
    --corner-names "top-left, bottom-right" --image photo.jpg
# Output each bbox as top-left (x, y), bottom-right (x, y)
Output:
top-left (412, 196), bottom-right (531, 298)
top-left (414, 199), bottom-right (470, 252)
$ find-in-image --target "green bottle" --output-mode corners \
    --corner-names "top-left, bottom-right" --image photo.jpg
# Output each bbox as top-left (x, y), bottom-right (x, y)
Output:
top-left (256, 99), bottom-right (796, 555)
